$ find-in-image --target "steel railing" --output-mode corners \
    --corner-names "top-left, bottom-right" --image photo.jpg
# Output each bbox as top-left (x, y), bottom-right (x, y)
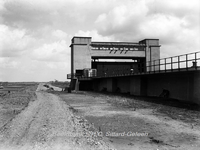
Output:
top-left (94, 51), bottom-right (200, 78)
top-left (69, 51), bottom-right (200, 79)
top-left (146, 51), bottom-right (200, 73)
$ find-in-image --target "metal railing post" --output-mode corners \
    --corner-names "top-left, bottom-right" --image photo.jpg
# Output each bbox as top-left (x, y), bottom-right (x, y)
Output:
top-left (171, 57), bottom-right (173, 71)
top-left (150, 61), bottom-right (151, 73)
top-left (178, 56), bottom-right (180, 71)
top-left (195, 52), bottom-right (197, 70)
top-left (186, 54), bottom-right (188, 70)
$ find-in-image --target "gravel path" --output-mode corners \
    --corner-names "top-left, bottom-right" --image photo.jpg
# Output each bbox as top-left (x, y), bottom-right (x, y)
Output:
top-left (56, 91), bottom-right (200, 150)
top-left (0, 84), bottom-right (113, 150)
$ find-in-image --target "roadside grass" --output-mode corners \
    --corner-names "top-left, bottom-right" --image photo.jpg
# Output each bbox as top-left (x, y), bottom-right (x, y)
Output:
top-left (0, 84), bottom-right (38, 129)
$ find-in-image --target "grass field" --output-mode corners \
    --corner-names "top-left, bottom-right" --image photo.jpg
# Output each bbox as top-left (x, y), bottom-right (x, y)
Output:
top-left (0, 82), bottom-right (38, 95)
top-left (0, 82), bottom-right (38, 129)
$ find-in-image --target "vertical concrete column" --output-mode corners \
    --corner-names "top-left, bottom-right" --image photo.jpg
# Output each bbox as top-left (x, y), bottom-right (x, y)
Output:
top-left (130, 76), bottom-right (147, 96)
top-left (139, 39), bottom-right (160, 72)
top-left (70, 37), bottom-right (92, 79)
top-left (117, 77), bottom-right (130, 93)
top-left (92, 79), bottom-right (100, 91)
top-left (130, 76), bottom-right (141, 95)
top-left (75, 79), bottom-right (79, 91)
top-left (193, 72), bottom-right (200, 105)
top-left (107, 78), bottom-right (117, 92)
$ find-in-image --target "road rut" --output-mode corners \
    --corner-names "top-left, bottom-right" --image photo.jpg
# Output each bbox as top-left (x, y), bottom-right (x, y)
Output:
top-left (0, 84), bottom-right (112, 150)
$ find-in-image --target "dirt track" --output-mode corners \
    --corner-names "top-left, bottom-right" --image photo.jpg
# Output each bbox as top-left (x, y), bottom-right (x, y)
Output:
top-left (0, 84), bottom-right (113, 150)
top-left (0, 83), bottom-right (200, 150)
top-left (55, 91), bottom-right (200, 150)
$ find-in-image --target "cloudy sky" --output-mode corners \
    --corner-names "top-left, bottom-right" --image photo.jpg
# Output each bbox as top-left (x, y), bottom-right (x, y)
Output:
top-left (0, 0), bottom-right (199, 82)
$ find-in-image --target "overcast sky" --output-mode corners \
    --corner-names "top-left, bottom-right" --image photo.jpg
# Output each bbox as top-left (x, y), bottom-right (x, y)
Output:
top-left (0, 0), bottom-right (199, 82)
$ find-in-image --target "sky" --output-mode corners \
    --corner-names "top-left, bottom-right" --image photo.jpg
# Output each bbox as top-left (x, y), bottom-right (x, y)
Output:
top-left (0, 0), bottom-right (199, 82)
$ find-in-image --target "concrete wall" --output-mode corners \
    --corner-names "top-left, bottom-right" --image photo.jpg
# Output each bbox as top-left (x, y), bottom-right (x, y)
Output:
top-left (139, 72), bottom-right (199, 104)
top-left (71, 37), bottom-right (92, 76)
top-left (96, 78), bottom-right (107, 91)
top-left (94, 77), bottom-right (130, 93)
top-left (79, 80), bottom-right (93, 91)
top-left (73, 45), bottom-right (91, 70)
top-left (117, 77), bottom-right (130, 93)
top-left (130, 76), bottom-right (142, 95)
top-left (93, 78), bottom-right (118, 92)
top-left (149, 46), bottom-right (160, 71)
top-left (107, 79), bottom-right (114, 92)
top-left (73, 37), bottom-right (91, 44)
top-left (140, 39), bottom-right (160, 72)
top-left (193, 72), bottom-right (200, 104)
top-left (87, 71), bottom-right (200, 105)
top-left (146, 73), bottom-right (193, 101)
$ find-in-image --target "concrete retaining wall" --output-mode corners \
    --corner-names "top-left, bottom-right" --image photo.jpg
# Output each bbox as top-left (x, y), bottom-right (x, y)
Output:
top-left (193, 73), bottom-right (200, 104)
top-left (117, 77), bottom-right (130, 93)
top-left (81, 71), bottom-right (200, 105)
top-left (146, 73), bottom-right (194, 101)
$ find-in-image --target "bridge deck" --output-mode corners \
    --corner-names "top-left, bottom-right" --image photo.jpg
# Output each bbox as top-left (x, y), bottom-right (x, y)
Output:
top-left (78, 51), bottom-right (200, 80)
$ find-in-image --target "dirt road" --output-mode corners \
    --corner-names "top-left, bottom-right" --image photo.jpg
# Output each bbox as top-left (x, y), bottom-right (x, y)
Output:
top-left (1, 83), bottom-right (199, 150)
top-left (0, 84), bottom-right (113, 150)
top-left (56, 91), bottom-right (200, 150)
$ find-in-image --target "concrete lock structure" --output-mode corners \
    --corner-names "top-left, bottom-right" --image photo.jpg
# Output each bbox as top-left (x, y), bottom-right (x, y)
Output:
top-left (69, 36), bottom-right (200, 105)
